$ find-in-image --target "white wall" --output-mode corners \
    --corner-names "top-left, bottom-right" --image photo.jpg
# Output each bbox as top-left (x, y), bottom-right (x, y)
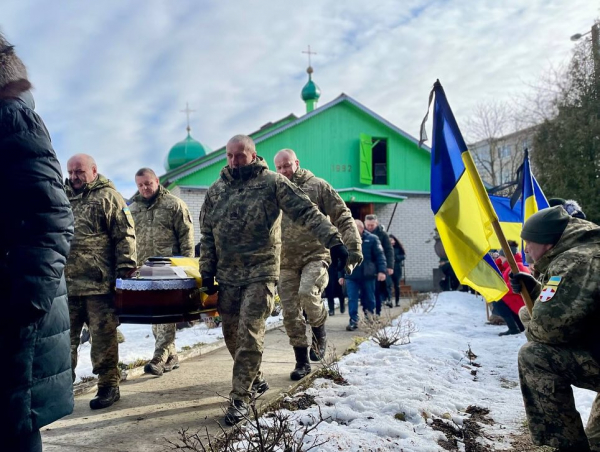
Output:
top-left (374, 195), bottom-right (438, 290)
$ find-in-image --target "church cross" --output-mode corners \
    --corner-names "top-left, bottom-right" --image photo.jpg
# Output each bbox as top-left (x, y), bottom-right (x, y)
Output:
top-left (180, 102), bottom-right (196, 132)
top-left (302, 45), bottom-right (317, 67)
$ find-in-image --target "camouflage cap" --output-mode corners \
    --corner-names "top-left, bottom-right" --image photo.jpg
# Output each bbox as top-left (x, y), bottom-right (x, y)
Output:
top-left (521, 206), bottom-right (570, 245)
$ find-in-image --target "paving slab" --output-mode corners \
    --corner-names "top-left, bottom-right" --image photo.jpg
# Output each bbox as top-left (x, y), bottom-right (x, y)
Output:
top-left (42, 304), bottom-right (407, 452)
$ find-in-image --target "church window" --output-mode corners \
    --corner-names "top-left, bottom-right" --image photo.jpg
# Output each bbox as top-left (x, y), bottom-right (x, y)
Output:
top-left (372, 137), bottom-right (388, 185)
top-left (359, 134), bottom-right (388, 185)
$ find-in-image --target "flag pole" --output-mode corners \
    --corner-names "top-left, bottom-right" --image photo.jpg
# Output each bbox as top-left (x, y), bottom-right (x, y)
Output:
top-left (462, 153), bottom-right (535, 315)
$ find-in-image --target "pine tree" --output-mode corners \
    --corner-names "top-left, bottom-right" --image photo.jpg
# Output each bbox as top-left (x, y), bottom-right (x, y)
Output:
top-left (531, 28), bottom-right (600, 223)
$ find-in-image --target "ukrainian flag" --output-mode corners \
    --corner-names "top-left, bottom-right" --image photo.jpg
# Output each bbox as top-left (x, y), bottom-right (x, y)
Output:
top-left (430, 81), bottom-right (508, 302)
top-left (521, 149), bottom-right (549, 222)
top-left (489, 195), bottom-right (522, 250)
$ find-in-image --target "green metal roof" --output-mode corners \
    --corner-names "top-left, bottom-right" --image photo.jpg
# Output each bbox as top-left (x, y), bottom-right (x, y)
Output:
top-left (301, 76), bottom-right (321, 101)
top-left (165, 132), bottom-right (212, 171)
top-left (337, 188), bottom-right (407, 204)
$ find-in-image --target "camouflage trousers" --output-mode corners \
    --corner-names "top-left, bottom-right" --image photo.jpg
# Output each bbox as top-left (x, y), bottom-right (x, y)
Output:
top-left (518, 341), bottom-right (600, 451)
top-left (151, 323), bottom-right (176, 363)
top-left (279, 261), bottom-right (329, 348)
top-left (218, 282), bottom-right (275, 403)
top-left (69, 294), bottom-right (120, 388)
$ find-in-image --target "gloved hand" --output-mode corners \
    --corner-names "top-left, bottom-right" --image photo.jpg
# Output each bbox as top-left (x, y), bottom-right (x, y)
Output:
top-left (330, 243), bottom-right (349, 272)
top-left (201, 274), bottom-right (218, 296)
top-left (509, 272), bottom-right (538, 294)
top-left (345, 250), bottom-right (363, 275)
top-left (117, 267), bottom-right (138, 279)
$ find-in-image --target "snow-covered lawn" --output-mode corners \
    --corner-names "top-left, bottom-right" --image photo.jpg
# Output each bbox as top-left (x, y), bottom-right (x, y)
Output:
top-left (74, 313), bottom-right (283, 383)
top-left (257, 292), bottom-right (595, 451)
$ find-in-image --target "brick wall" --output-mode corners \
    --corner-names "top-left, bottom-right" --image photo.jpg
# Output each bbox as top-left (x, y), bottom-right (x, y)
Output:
top-left (374, 195), bottom-right (438, 291)
top-left (170, 187), bottom-right (206, 246)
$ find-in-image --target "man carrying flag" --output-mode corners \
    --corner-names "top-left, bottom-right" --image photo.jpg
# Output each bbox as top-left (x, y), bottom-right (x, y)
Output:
top-left (510, 206), bottom-right (600, 452)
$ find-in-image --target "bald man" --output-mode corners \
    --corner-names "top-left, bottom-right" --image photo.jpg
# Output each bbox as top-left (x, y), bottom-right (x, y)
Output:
top-left (65, 154), bottom-right (137, 410)
top-left (274, 149), bottom-right (362, 380)
top-left (200, 135), bottom-right (347, 425)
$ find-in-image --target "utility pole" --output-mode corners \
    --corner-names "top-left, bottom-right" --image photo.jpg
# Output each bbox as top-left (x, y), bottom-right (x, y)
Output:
top-left (571, 20), bottom-right (600, 92)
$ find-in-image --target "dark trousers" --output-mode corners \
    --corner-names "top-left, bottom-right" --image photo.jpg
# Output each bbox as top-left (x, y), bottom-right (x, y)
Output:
top-left (5, 429), bottom-right (42, 452)
top-left (325, 265), bottom-right (345, 313)
top-left (346, 279), bottom-right (375, 325)
top-left (375, 280), bottom-right (390, 315)
top-left (390, 272), bottom-right (401, 303)
top-left (493, 300), bottom-right (524, 332)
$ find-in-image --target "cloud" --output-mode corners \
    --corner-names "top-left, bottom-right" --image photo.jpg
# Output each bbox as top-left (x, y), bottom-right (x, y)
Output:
top-left (2, 0), bottom-right (598, 197)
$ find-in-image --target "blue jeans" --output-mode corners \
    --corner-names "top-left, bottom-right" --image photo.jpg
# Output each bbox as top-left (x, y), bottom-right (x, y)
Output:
top-left (346, 279), bottom-right (376, 326)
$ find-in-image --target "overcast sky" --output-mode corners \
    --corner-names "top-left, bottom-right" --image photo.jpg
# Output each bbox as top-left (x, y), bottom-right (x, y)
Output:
top-left (2, 1), bottom-right (597, 196)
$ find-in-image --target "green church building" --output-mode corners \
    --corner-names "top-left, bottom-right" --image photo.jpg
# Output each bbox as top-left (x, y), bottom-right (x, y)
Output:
top-left (160, 67), bottom-right (438, 290)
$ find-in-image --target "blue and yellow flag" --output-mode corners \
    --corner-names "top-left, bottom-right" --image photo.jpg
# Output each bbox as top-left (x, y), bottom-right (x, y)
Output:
top-left (489, 195), bottom-right (522, 250)
top-left (428, 81), bottom-right (508, 302)
top-left (521, 149), bottom-right (549, 222)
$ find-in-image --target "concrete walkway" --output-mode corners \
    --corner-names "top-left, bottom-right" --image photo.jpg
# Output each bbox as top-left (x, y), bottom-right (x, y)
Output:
top-left (42, 304), bottom-right (407, 452)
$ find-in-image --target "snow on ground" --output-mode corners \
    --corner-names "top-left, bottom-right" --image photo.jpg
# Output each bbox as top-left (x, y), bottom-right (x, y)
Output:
top-left (253, 292), bottom-right (595, 452)
top-left (74, 313), bottom-right (283, 383)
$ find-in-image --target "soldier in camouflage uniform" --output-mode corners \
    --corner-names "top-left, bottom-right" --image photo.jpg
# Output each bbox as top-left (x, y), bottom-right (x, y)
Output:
top-left (274, 149), bottom-right (362, 380)
top-left (200, 135), bottom-right (348, 425)
top-left (510, 206), bottom-right (600, 452)
top-left (130, 168), bottom-right (194, 376)
top-left (65, 154), bottom-right (137, 410)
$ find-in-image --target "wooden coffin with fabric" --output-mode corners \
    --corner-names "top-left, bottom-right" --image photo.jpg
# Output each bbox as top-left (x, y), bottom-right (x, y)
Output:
top-left (115, 257), bottom-right (218, 324)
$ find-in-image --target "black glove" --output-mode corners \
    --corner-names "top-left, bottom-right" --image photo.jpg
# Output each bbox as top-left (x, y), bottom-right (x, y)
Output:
top-left (330, 244), bottom-right (349, 272)
top-left (201, 274), bottom-right (218, 295)
top-left (509, 272), bottom-right (538, 294)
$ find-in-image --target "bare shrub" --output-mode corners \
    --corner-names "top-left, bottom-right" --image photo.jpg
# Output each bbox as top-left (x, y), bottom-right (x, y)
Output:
top-left (314, 344), bottom-right (348, 385)
top-left (164, 394), bottom-right (329, 451)
top-left (359, 311), bottom-right (418, 348)
top-left (409, 292), bottom-right (438, 314)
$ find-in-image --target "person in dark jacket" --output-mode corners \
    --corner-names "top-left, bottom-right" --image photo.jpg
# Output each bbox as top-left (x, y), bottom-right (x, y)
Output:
top-left (389, 234), bottom-right (406, 307)
top-left (340, 220), bottom-right (387, 331)
top-left (0, 33), bottom-right (74, 451)
top-left (364, 214), bottom-right (394, 314)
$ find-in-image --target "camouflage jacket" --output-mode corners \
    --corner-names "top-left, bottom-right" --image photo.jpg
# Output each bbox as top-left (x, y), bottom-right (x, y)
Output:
top-left (129, 185), bottom-right (194, 264)
top-left (281, 168), bottom-right (361, 269)
top-left (526, 218), bottom-right (600, 358)
top-left (199, 157), bottom-right (343, 286)
top-left (65, 174), bottom-right (137, 295)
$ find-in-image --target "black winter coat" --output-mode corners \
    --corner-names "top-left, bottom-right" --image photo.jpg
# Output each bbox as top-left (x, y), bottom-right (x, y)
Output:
top-left (344, 231), bottom-right (387, 281)
top-left (370, 225), bottom-right (394, 270)
top-left (0, 92), bottom-right (74, 434)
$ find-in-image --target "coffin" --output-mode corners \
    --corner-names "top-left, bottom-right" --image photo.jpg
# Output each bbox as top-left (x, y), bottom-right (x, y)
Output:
top-left (115, 257), bottom-right (218, 324)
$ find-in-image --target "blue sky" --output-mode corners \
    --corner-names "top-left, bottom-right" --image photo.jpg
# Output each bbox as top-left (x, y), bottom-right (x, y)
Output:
top-left (2, 0), bottom-right (598, 196)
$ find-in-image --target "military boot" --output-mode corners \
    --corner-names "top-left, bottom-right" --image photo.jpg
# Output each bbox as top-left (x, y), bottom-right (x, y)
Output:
top-left (290, 347), bottom-right (311, 381)
top-left (251, 376), bottom-right (269, 395)
top-left (224, 399), bottom-right (249, 426)
top-left (309, 325), bottom-right (327, 361)
top-left (164, 355), bottom-right (180, 372)
top-left (144, 357), bottom-right (164, 376)
top-left (90, 386), bottom-right (120, 410)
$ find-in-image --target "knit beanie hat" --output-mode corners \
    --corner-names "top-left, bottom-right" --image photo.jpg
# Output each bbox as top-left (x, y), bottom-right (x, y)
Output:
top-left (521, 206), bottom-right (570, 245)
